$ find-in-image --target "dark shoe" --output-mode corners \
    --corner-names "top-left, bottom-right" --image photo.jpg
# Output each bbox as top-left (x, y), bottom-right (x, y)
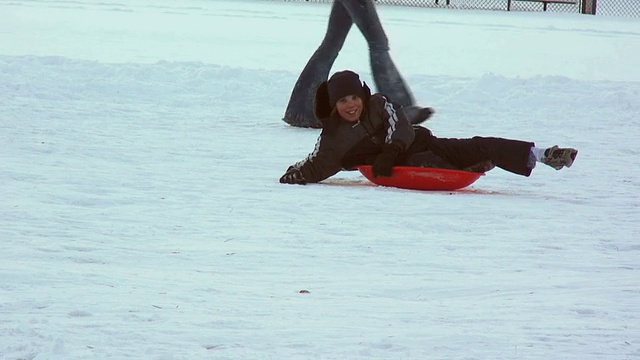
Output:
top-left (404, 106), bottom-right (434, 125)
top-left (405, 151), bottom-right (458, 170)
top-left (282, 110), bottom-right (322, 128)
top-left (463, 160), bottom-right (495, 173)
top-left (542, 146), bottom-right (578, 170)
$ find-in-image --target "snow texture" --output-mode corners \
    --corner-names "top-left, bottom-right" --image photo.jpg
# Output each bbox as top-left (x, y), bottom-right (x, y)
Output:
top-left (1, 0), bottom-right (639, 359)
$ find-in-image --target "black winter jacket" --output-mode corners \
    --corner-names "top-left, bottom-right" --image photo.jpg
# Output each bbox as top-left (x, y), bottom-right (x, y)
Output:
top-left (289, 94), bottom-right (415, 183)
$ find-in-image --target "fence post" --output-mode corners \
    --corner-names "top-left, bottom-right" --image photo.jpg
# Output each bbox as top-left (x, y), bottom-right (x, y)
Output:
top-left (582, 0), bottom-right (597, 14)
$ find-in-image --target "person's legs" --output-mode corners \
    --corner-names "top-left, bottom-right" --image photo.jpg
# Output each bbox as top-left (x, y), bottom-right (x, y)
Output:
top-left (427, 136), bottom-right (535, 176)
top-left (283, 2), bottom-right (353, 128)
top-left (341, 0), bottom-right (415, 107)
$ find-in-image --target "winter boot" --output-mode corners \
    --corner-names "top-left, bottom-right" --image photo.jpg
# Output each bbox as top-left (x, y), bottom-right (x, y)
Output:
top-left (541, 145), bottom-right (578, 170)
top-left (403, 106), bottom-right (434, 125)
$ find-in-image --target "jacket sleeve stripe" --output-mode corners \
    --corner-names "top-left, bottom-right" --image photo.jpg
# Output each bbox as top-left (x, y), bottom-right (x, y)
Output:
top-left (292, 134), bottom-right (322, 169)
top-left (383, 99), bottom-right (399, 143)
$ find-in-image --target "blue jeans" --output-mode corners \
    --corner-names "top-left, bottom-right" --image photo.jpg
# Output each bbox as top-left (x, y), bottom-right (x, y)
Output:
top-left (284, 0), bottom-right (415, 128)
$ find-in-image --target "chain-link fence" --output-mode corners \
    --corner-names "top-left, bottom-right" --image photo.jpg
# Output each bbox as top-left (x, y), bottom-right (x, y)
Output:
top-left (276, 0), bottom-right (640, 17)
top-left (594, 0), bottom-right (639, 17)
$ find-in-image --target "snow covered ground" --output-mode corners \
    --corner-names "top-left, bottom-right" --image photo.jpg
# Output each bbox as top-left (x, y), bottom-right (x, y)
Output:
top-left (1, 0), bottom-right (639, 359)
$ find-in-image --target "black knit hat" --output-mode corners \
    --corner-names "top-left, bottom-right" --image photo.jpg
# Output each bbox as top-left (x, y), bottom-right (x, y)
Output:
top-left (327, 70), bottom-right (365, 108)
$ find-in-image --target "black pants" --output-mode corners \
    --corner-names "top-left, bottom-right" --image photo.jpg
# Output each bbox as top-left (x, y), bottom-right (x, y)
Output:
top-left (401, 127), bottom-right (535, 176)
top-left (283, 0), bottom-right (414, 128)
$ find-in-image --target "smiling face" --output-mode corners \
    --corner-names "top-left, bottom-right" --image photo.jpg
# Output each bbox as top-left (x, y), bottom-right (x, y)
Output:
top-left (335, 95), bottom-right (363, 122)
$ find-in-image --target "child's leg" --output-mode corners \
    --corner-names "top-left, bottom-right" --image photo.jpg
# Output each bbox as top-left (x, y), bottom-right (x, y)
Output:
top-left (429, 136), bottom-right (535, 176)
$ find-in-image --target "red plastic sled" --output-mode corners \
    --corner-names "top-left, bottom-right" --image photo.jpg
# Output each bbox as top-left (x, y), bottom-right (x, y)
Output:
top-left (357, 166), bottom-right (484, 191)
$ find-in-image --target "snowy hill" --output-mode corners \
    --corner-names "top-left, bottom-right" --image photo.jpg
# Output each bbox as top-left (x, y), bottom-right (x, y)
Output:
top-left (1, 1), bottom-right (639, 359)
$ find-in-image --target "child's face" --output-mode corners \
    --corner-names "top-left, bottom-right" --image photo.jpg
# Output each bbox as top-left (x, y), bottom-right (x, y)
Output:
top-left (335, 95), bottom-right (363, 122)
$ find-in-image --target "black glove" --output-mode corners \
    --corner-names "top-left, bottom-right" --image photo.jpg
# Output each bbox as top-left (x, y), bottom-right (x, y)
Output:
top-left (372, 143), bottom-right (402, 177)
top-left (279, 167), bottom-right (307, 185)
